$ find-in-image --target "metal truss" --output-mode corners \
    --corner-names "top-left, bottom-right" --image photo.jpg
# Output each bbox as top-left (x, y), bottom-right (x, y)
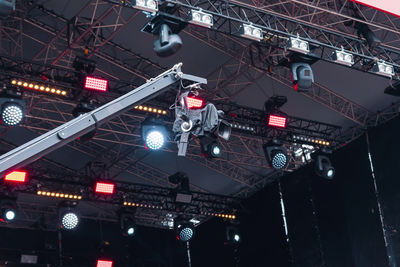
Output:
top-left (110, 0), bottom-right (400, 76)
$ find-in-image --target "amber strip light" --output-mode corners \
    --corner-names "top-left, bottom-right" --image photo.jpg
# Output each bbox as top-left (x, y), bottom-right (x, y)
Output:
top-left (37, 191), bottom-right (82, 200)
top-left (11, 79), bottom-right (67, 96)
top-left (201, 212), bottom-right (236, 220)
top-left (123, 201), bottom-right (162, 209)
top-left (134, 105), bottom-right (167, 115)
top-left (292, 135), bottom-right (331, 146)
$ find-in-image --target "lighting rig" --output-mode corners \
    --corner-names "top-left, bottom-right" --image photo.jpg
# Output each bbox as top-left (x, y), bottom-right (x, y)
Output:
top-left (107, 0), bottom-right (400, 80)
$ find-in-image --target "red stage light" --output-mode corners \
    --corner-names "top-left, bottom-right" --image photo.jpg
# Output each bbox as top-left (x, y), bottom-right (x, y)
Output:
top-left (96, 260), bottom-right (113, 267)
top-left (186, 97), bottom-right (204, 109)
top-left (95, 182), bottom-right (115, 194)
top-left (268, 115), bottom-right (287, 128)
top-left (84, 76), bottom-right (108, 92)
top-left (4, 171), bottom-right (27, 183)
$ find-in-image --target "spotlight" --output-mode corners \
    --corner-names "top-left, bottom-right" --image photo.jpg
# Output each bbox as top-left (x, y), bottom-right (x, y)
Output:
top-left (287, 36), bottom-right (310, 54)
top-left (141, 117), bottom-right (167, 150)
top-left (189, 9), bottom-right (213, 28)
top-left (226, 226), bottom-right (241, 245)
top-left (372, 61), bottom-right (394, 77)
top-left (120, 213), bottom-right (136, 237)
top-left (263, 143), bottom-right (289, 170)
top-left (314, 154), bottom-right (335, 179)
top-left (200, 134), bottom-right (222, 158)
top-left (331, 48), bottom-right (354, 66)
top-left (176, 223), bottom-right (194, 242)
top-left (0, 200), bottom-right (17, 223)
top-left (72, 56), bottom-right (96, 74)
top-left (239, 23), bottom-right (263, 41)
top-left (154, 23), bottom-right (182, 57)
top-left (290, 62), bottom-right (314, 92)
top-left (0, 90), bottom-right (25, 126)
top-left (59, 201), bottom-right (80, 230)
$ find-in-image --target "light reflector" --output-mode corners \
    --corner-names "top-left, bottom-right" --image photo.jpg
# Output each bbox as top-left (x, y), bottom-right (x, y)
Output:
top-left (373, 61), bottom-right (395, 77)
top-left (189, 10), bottom-right (213, 28)
top-left (268, 115), bottom-right (287, 128)
top-left (84, 76), bottom-right (108, 92)
top-left (95, 182), bottom-right (115, 194)
top-left (186, 97), bottom-right (204, 109)
top-left (287, 36), bottom-right (310, 53)
top-left (240, 24), bottom-right (263, 41)
top-left (4, 171), bottom-right (27, 183)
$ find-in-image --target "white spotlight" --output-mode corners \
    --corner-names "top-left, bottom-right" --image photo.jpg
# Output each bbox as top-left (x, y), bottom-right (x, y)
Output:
top-left (287, 35), bottom-right (310, 54)
top-left (373, 61), bottom-right (395, 77)
top-left (240, 24), bottom-right (263, 41)
top-left (189, 10), bottom-right (213, 28)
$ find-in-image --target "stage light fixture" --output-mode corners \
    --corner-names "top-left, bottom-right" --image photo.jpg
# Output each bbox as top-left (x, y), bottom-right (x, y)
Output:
top-left (95, 182), bottom-right (115, 195)
top-left (0, 200), bottom-right (17, 223)
top-left (123, 201), bottom-right (162, 209)
top-left (96, 259), bottom-right (113, 267)
top-left (355, 22), bottom-right (381, 47)
top-left (59, 201), bottom-right (80, 230)
top-left (154, 23), bottom-right (183, 57)
top-left (189, 10), bottom-right (213, 28)
top-left (0, 0), bottom-right (15, 17)
top-left (287, 36), bottom-right (310, 54)
top-left (263, 143), bottom-right (289, 170)
top-left (226, 226), bottom-right (241, 245)
top-left (134, 105), bottom-right (167, 115)
top-left (132, 0), bottom-right (158, 12)
top-left (176, 223), bottom-right (194, 242)
top-left (37, 191), bottom-right (82, 200)
top-left (290, 62), bottom-right (314, 92)
top-left (141, 117), bottom-right (167, 150)
top-left (84, 76), bottom-right (108, 92)
top-left (230, 123), bottom-right (255, 132)
top-left (0, 91), bottom-right (25, 127)
top-left (201, 212), bottom-right (236, 219)
top-left (184, 96), bottom-right (204, 109)
top-left (200, 134), bottom-right (222, 158)
top-left (332, 49), bottom-right (354, 66)
top-left (11, 79), bottom-right (67, 96)
top-left (292, 135), bottom-right (330, 146)
top-left (120, 213), bottom-right (136, 237)
top-left (4, 170), bottom-right (27, 183)
top-left (267, 115), bottom-right (287, 128)
top-left (239, 24), bottom-right (263, 41)
top-left (314, 154), bottom-right (335, 179)
top-left (372, 61), bottom-right (394, 77)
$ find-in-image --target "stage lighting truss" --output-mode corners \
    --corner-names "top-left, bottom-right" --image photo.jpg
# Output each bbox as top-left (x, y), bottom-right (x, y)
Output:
top-left (287, 35), bottom-right (310, 54)
top-left (134, 105), bottom-right (168, 115)
top-left (132, 0), bottom-right (158, 12)
top-left (4, 170), bottom-right (27, 183)
top-left (189, 9), bottom-right (213, 28)
top-left (11, 79), bottom-right (68, 96)
top-left (38, 191), bottom-right (82, 200)
top-left (239, 23), bottom-right (263, 41)
top-left (372, 61), bottom-right (395, 77)
top-left (331, 48), bottom-right (354, 66)
top-left (292, 135), bottom-right (331, 147)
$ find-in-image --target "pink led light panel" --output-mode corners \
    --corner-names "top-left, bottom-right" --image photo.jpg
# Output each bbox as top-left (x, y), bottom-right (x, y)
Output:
top-left (186, 97), bottom-right (204, 109)
top-left (96, 260), bottom-right (113, 267)
top-left (350, 0), bottom-right (400, 18)
top-left (268, 115), bottom-right (287, 128)
top-left (84, 76), bottom-right (108, 92)
top-left (5, 171), bottom-right (27, 183)
top-left (95, 182), bottom-right (115, 194)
